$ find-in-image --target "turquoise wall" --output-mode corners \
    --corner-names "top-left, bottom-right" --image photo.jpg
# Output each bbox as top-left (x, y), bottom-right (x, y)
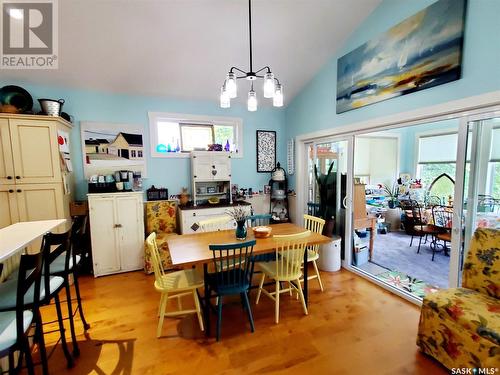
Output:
top-left (0, 81), bottom-right (285, 200)
top-left (285, 0), bottom-right (500, 187)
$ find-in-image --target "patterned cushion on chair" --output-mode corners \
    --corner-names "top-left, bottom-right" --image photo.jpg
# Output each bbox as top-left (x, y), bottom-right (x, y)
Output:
top-left (417, 288), bottom-right (500, 369)
top-left (145, 200), bottom-right (177, 235)
top-left (144, 200), bottom-right (179, 274)
top-left (462, 228), bottom-right (500, 298)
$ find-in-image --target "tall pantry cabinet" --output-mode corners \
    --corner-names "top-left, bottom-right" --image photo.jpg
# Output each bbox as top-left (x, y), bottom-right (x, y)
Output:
top-left (0, 114), bottom-right (73, 234)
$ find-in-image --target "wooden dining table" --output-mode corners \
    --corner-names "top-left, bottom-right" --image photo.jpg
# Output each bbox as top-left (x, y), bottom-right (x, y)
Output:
top-left (167, 222), bottom-right (331, 334)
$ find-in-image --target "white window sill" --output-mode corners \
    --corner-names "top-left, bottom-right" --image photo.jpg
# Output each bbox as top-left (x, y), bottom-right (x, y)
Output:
top-left (151, 151), bottom-right (243, 159)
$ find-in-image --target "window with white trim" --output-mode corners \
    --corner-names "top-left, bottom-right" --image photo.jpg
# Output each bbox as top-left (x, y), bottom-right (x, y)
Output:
top-left (149, 112), bottom-right (243, 158)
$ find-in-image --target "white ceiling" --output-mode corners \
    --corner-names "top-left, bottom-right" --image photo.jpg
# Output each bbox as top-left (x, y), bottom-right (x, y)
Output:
top-left (2, 0), bottom-right (381, 107)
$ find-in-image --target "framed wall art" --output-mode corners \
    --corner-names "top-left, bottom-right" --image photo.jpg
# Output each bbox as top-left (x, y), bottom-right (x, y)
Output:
top-left (256, 130), bottom-right (276, 173)
top-left (336, 0), bottom-right (466, 113)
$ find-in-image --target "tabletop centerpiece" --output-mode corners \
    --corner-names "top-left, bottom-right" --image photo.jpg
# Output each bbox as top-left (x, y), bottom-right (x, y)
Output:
top-left (226, 205), bottom-right (248, 240)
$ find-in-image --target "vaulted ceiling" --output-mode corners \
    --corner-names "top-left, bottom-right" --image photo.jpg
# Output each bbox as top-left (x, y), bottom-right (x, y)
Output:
top-left (2, 0), bottom-right (381, 106)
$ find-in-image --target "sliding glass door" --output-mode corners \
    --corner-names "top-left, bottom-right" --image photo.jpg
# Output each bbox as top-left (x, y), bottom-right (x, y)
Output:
top-left (451, 113), bottom-right (500, 286)
top-left (305, 138), bottom-right (353, 262)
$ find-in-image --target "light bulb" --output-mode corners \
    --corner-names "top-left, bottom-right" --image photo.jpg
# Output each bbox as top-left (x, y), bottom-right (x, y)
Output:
top-left (226, 72), bottom-right (237, 98)
top-left (220, 87), bottom-right (230, 108)
top-left (263, 72), bottom-right (275, 98)
top-left (247, 90), bottom-right (258, 112)
top-left (273, 84), bottom-right (283, 107)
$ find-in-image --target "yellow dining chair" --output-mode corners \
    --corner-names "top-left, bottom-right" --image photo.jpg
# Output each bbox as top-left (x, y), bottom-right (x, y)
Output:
top-left (145, 233), bottom-right (205, 337)
top-left (302, 214), bottom-right (325, 291)
top-left (198, 215), bottom-right (231, 232)
top-left (255, 231), bottom-right (311, 323)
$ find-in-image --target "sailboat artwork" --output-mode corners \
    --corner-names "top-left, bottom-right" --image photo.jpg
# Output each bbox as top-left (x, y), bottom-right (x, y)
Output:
top-left (336, 0), bottom-right (466, 114)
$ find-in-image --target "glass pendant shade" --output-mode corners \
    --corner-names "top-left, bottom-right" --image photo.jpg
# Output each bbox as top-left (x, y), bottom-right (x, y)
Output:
top-left (226, 72), bottom-right (237, 98)
top-left (263, 72), bottom-right (275, 98)
top-left (220, 87), bottom-right (230, 108)
top-left (273, 84), bottom-right (283, 107)
top-left (247, 90), bottom-right (257, 112)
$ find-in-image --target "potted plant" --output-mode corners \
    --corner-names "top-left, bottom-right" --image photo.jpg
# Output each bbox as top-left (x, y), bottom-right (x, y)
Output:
top-left (383, 183), bottom-right (399, 209)
top-left (226, 205), bottom-right (248, 240)
top-left (314, 163), bottom-right (336, 237)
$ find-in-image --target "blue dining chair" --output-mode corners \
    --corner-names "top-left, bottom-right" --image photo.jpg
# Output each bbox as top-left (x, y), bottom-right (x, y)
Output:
top-left (246, 214), bottom-right (272, 228)
top-left (206, 240), bottom-right (256, 341)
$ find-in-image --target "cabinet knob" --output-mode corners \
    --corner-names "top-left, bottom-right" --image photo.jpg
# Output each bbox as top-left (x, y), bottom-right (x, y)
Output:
top-left (194, 175), bottom-right (197, 178)
top-left (192, 213), bottom-right (196, 217)
top-left (114, 224), bottom-right (122, 228)
top-left (15, 176), bottom-right (20, 180)
top-left (212, 165), bottom-right (215, 168)
top-left (6, 176), bottom-right (12, 180)
top-left (8, 189), bottom-right (14, 193)
top-left (16, 189), bottom-right (22, 193)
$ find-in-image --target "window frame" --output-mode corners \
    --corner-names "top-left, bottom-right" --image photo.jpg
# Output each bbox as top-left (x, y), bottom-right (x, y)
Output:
top-left (149, 112), bottom-right (244, 158)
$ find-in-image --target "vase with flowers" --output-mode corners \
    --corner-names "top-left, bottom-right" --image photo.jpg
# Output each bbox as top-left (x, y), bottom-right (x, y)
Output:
top-left (226, 205), bottom-right (248, 240)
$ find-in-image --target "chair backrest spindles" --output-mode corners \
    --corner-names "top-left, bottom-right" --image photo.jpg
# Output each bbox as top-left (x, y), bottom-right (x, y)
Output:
top-left (209, 240), bottom-right (256, 290)
top-left (198, 216), bottom-right (231, 233)
top-left (145, 232), bottom-right (168, 289)
top-left (304, 214), bottom-right (325, 256)
top-left (246, 214), bottom-right (272, 227)
top-left (273, 231), bottom-right (310, 279)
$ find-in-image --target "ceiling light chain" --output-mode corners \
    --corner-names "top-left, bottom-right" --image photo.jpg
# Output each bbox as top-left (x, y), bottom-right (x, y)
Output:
top-left (219, 0), bottom-right (284, 111)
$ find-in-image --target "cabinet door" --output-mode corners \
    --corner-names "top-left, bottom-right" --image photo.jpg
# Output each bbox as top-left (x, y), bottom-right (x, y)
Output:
top-left (115, 195), bottom-right (144, 271)
top-left (0, 119), bottom-right (15, 184)
top-left (212, 154), bottom-right (231, 180)
top-left (9, 119), bottom-right (61, 184)
top-left (89, 197), bottom-right (121, 276)
top-left (16, 183), bottom-right (64, 222)
top-left (192, 155), bottom-right (215, 181)
top-left (0, 185), bottom-right (19, 229)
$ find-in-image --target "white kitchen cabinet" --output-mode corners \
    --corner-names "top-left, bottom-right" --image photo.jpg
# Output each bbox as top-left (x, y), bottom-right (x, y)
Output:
top-left (178, 204), bottom-right (251, 234)
top-left (191, 151), bottom-right (232, 206)
top-left (88, 192), bottom-right (144, 277)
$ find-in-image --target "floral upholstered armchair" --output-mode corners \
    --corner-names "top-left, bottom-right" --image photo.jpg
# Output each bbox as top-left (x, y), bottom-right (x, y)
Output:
top-left (417, 228), bottom-right (500, 369)
top-left (144, 200), bottom-right (179, 274)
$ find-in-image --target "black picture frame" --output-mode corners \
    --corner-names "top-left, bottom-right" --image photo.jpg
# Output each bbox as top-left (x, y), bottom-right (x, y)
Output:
top-left (256, 130), bottom-right (276, 173)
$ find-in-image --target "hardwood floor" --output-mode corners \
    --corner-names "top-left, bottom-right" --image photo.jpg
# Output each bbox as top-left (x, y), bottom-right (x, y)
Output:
top-left (32, 268), bottom-right (447, 374)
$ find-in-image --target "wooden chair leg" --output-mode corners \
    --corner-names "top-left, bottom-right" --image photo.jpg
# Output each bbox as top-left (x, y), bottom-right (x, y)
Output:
top-left (158, 294), bottom-right (166, 317)
top-left (410, 235), bottom-right (414, 247)
top-left (8, 350), bottom-right (14, 375)
top-left (216, 296), bottom-right (223, 342)
top-left (296, 279), bottom-right (309, 316)
top-left (65, 279), bottom-right (80, 357)
top-left (157, 292), bottom-right (168, 338)
top-left (241, 291), bottom-right (255, 333)
top-left (54, 294), bottom-right (74, 368)
top-left (275, 281), bottom-right (280, 324)
top-left (255, 273), bottom-right (265, 304)
top-left (417, 236), bottom-right (422, 253)
top-left (193, 289), bottom-right (204, 332)
top-left (312, 260), bottom-right (324, 292)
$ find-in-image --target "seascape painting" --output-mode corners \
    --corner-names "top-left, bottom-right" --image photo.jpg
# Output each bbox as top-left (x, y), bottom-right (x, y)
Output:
top-left (336, 0), bottom-right (466, 114)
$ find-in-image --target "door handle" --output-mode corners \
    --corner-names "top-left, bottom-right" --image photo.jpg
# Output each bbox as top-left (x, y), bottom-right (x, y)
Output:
top-left (342, 196), bottom-right (348, 208)
top-left (114, 224), bottom-right (122, 228)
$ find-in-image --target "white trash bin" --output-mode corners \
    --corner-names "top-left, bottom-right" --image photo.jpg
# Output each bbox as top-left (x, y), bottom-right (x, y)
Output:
top-left (318, 236), bottom-right (342, 272)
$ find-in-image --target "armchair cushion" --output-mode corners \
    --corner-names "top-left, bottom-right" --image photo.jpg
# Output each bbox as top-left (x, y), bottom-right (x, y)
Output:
top-left (144, 200), bottom-right (179, 274)
top-left (462, 228), bottom-right (500, 298)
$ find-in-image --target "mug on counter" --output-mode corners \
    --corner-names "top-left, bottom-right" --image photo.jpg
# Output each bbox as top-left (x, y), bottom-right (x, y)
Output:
top-left (116, 182), bottom-right (124, 191)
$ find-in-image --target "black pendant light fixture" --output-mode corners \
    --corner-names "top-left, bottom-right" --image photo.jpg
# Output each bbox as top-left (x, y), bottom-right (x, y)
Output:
top-left (220, 0), bottom-right (283, 111)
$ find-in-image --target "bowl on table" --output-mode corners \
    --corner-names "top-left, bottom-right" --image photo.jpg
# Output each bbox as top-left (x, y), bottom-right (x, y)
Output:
top-left (252, 226), bottom-right (272, 238)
